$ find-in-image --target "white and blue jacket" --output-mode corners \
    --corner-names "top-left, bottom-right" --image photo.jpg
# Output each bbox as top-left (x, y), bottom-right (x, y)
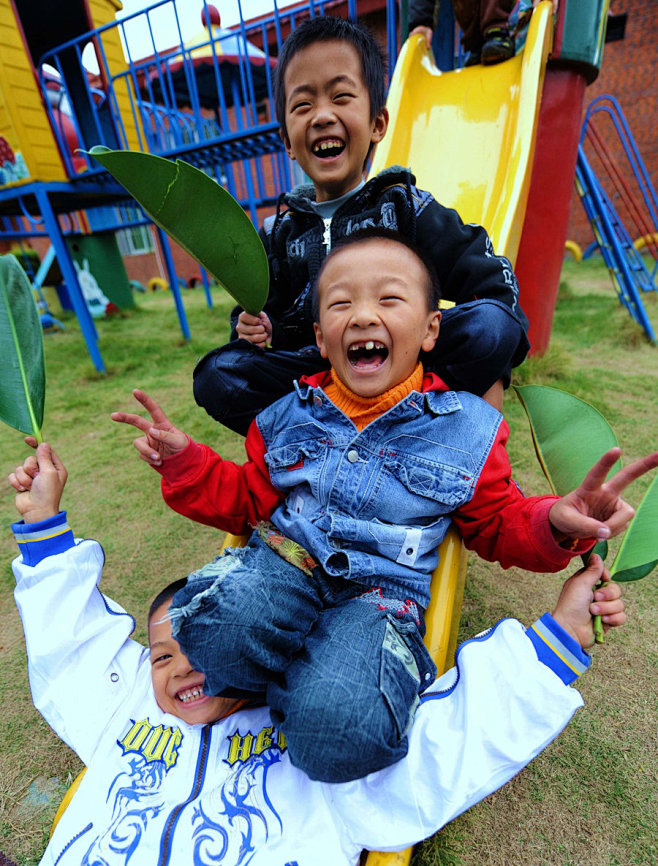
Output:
top-left (12, 513), bottom-right (588, 866)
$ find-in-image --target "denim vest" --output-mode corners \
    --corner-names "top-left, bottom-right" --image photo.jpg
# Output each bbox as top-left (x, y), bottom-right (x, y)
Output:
top-left (256, 382), bottom-right (503, 607)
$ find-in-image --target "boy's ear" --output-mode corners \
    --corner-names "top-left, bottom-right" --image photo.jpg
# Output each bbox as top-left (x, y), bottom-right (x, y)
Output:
top-left (313, 322), bottom-right (328, 358)
top-left (371, 107), bottom-right (389, 144)
top-left (280, 128), bottom-right (295, 160)
top-left (421, 309), bottom-right (441, 353)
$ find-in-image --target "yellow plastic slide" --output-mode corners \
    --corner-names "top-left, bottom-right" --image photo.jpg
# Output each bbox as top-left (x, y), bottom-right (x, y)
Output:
top-left (370, 1), bottom-right (553, 264)
top-left (365, 5), bottom-right (553, 865)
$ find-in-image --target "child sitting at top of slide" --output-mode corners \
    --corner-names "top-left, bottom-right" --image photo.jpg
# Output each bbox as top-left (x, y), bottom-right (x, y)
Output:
top-left (193, 15), bottom-right (529, 434)
top-left (112, 229), bottom-right (658, 785)
top-left (9, 440), bottom-right (626, 865)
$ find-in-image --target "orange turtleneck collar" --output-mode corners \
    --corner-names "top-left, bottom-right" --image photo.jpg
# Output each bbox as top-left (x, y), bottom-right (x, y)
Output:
top-left (324, 363), bottom-right (424, 430)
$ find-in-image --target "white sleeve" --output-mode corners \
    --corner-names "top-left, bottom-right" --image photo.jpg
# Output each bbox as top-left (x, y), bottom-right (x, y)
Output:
top-left (328, 618), bottom-right (584, 852)
top-left (12, 524), bottom-right (146, 765)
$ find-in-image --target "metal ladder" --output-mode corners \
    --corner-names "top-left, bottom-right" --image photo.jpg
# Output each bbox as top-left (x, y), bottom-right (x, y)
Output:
top-left (575, 141), bottom-right (656, 343)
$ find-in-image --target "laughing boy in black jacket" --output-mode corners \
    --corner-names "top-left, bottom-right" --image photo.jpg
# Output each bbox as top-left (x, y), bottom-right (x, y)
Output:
top-left (193, 16), bottom-right (529, 435)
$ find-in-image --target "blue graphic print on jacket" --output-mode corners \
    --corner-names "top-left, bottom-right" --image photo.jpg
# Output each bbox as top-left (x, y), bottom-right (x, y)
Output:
top-left (78, 719), bottom-right (286, 866)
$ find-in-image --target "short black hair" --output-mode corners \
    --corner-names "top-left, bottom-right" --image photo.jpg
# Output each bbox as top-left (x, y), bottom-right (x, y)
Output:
top-left (148, 578), bottom-right (187, 628)
top-left (312, 227), bottom-right (442, 321)
top-left (274, 16), bottom-right (387, 141)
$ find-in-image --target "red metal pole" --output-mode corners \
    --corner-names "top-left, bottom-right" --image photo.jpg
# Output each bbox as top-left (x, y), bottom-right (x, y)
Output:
top-left (514, 67), bottom-right (587, 355)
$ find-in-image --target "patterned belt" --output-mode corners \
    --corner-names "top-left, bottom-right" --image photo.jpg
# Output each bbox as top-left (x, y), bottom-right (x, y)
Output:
top-left (255, 520), bottom-right (318, 577)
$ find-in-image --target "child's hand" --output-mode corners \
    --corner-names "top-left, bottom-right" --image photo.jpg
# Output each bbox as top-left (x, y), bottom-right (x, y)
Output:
top-left (549, 448), bottom-right (658, 543)
top-left (236, 311), bottom-right (272, 347)
top-left (111, 389), bottom-right (189, 467)
top-left (8, 440), bottom-right (68, 523)
top-left (551, 555), bottom-right (625, 649)
top-left (409, 25), bottom-right (433, 50)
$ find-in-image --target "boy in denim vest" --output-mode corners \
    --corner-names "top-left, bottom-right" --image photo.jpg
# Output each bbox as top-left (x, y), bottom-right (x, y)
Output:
top-left (113, 230), bottom-right (658, 784)
top-left (193, 15), bottom-right (528, 435)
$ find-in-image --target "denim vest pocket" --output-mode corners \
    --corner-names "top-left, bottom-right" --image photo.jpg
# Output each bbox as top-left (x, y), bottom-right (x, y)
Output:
top-left (266, 439), bottom-right (325, 468)
top-left (386, 456), bottom-right (473, 510)
top-left (379, 617), bottom-right (436, 741)
top-left (265, 428), bottom-right (328, 488)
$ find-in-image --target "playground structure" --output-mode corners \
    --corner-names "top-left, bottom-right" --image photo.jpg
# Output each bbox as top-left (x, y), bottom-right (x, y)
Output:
top-left (574, 94), bottom-right (657, 343)
top-left (0, 0), bottom-right (625, 370)
top-left (1, 0), bottom-right (382, 371)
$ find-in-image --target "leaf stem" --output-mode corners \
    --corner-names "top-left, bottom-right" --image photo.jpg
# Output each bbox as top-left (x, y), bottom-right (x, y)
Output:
top-left (593, 578), bottom-right (604, 644)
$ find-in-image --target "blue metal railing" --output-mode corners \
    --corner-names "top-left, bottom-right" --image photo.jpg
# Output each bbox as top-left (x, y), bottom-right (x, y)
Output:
top-left (583, 96), bottom-right (658, 240)
top-left (575, 143), bottom-right (656, 344)
top-left (2, 0), bottom-right (407, 373)
top-left (35, 0), bottom-right (401, 218)
top-left (580, 95), bottom-right (658, 282)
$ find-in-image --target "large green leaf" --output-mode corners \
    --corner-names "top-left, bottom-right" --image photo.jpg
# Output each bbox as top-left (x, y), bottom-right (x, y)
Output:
top-left (610, 474), bottom-right (658, 581)
top-left (0, 255), bottom-right (45, 439)
top-left (89, 147), bottom-right (268, 315)
top-left (514, 385), bottom-right (620, 495)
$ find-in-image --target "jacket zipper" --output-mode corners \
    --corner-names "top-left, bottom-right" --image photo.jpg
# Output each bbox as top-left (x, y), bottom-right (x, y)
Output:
top-left (322, 217), bottom-right (332, 252)
top-left (420, 624), bottom-right (499, 701)
top-left (53, 822), bottom-right (93, 865)
top-left (158, 724), bottom-right (211, 866)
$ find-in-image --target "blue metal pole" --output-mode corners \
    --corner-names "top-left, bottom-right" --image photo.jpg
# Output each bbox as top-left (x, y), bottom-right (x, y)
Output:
top-left (155, 227), bottom-right (191, 340)
top-left (200, 268), bottom-right (213, 308)
top-left (33, 245), bottom-right (57, 290)
top-left (576, 146), bottom-right (655, 343)
top-left (434, 1), bottom-right (457, 71)
top-left (34, 188), bottom-right (106, 372)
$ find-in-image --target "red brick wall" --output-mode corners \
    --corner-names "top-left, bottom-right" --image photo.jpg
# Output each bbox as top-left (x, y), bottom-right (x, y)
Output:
top-left (566, 0), bottom-right (658, 251)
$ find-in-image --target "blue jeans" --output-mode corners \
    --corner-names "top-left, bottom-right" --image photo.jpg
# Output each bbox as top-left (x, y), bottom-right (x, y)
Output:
top-left (193, 299), bottom-right (528, 434)
top-left (169, 533), bottom-right (436, 783)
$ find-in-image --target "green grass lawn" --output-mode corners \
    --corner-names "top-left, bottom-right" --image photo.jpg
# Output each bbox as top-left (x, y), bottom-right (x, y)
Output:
top-left (1, 258), bottom-right (657, 865)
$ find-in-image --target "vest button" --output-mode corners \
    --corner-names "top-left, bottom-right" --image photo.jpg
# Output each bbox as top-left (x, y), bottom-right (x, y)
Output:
top-left (314, 395), bottom-right (323, 406)
top-left (347, 449), bottom-right (359, 463)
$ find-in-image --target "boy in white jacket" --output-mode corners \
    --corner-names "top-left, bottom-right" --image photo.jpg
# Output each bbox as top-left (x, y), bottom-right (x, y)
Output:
top-left (9, 442), bottom-right (625, 866)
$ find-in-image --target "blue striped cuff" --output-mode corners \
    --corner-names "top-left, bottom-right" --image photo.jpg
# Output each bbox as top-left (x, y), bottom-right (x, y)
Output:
top-left (12, 511), bottom-right (75, 566)
top-left (526, 613), bottom-right (591, 685)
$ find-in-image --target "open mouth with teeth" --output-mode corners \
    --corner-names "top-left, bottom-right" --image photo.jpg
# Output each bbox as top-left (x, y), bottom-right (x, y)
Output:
top-left (312, 138), bottom-right (345, 159)
top-left (176, 685), bottom-right (206, 705)
top-left (347, 340), bottom-right (389, 369)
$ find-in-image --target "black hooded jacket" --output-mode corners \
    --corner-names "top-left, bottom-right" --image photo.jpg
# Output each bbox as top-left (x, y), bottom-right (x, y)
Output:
top-left (232, 165), bottom-right (527, 351)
